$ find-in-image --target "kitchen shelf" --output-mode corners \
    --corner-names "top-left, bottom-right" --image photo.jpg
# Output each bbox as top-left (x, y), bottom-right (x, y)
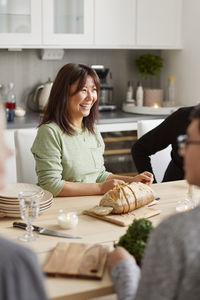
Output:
top-left (104, 148), bottom-right (131, 155)
top-left (103, 135), bottom-right (137, 143)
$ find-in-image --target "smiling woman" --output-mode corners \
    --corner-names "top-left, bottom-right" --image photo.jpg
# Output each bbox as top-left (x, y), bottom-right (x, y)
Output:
top-left (31, 63), bottom-right (153, 197)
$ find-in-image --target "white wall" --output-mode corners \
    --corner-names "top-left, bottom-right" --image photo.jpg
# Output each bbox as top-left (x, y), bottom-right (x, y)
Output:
top-left (161, 0), bottom-right (200, 106)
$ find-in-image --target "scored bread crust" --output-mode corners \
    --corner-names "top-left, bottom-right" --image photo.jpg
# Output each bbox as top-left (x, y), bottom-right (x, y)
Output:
top-left (127, 182), bottom-right (155, 209)
top-left (121, 186), bottom-right (136, 211)
top-left (99, 184), bottom-right (126, 214)
top-left (99, 182), bottom-right (155, 214)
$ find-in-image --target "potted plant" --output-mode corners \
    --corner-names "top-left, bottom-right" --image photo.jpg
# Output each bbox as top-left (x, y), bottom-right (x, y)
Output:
top-left (136, 54), bottom-right (164, 107)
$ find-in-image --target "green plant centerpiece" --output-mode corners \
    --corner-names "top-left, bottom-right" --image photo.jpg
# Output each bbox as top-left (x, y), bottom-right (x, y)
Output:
top-left (115, 218), bottom-right (154, 265)
top-left (135, 54), bottom-right (164, 107)
top-left (136, 54), bottom-right (163, 79)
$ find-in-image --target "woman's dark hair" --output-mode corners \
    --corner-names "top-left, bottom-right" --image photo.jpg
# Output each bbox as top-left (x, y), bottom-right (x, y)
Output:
top-left (40, 63), bottom-right (100, 135)
top-left (190, 105), bottom-right (200, 132)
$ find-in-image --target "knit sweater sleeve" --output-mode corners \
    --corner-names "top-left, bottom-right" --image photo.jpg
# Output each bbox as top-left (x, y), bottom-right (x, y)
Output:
top-left (94, 127), bottom-right (112, 182)
top-left (111, 215), bottom-right (184, 300)
top-left (111, 260), bottom-right (140, 300)
top-left (31, 124), bottom-right (65, 196)
top-left (0, 238), bottom-right (48, 300)
top-left (134, 216), bottom-right (184, 300)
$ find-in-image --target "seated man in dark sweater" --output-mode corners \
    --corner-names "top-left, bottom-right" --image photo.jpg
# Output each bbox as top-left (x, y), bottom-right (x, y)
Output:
top-left (131, 106), bottom-right (195, 183)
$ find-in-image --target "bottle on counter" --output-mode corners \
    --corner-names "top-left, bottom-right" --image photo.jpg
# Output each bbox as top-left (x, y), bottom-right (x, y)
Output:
top-left (126, 80), bottom-right (134, 103)
top-left (6, 82), bottom-right (16, 110)
top-left (5, 82), bottom-right (16, 122)
top-left (165, 76), bottom-right (176, 107)
top-left (136, 81), bottom-right (144, 107)
top-left (0, 84), bottom-right (4, 103)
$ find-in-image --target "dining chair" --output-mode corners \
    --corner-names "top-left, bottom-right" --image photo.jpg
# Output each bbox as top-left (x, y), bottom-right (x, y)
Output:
top-left (137, 119), bottom-right (172, 183)
top-left (4, 129), bottom-right (17, 183)
top-left (14, 128), bottom-right (38, 184)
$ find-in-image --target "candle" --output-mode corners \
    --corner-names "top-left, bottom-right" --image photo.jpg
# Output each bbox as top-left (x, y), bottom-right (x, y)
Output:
top-left (176, 199), bottom-right (192, 212)
top-left (15, 107), bottom-right (26, 117)
top-left (57, 210), bottom-right (78, 229)
top-left (176, 204), bottom-right (190, 212)
top-left (153, 104), bottom-right (160, 108)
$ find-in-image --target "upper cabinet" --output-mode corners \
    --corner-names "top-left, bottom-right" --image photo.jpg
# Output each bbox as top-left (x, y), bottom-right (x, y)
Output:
top-left (0, 0), bottom-right (182, 49)
top-left (94, 0), bottom-right (136, 47)
top-left (42, 0), bottom-right (93, 45)
top-left (136, 0), bottom-right (182, 48)
top-left (0, 0), bottom-right (42, 46)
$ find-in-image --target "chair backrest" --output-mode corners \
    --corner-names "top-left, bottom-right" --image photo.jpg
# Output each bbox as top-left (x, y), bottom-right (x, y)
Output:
top-left (137, 119), bottom-right (172, 183)
top-left (14, 129), bottom-right (38, 184)
top-left (4, 129), bottom-right (17, 183)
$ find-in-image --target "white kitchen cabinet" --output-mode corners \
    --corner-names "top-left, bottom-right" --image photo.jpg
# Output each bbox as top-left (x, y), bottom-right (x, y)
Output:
top-left (0, 0), bottom-right (42, 47)
top-left (94, 0), bottom-right (136, 47)
top-left (136, 0), bottom-right (182, 48)
top-left (42, 0), bottom-right (94, 46)
top-left (95, 0), bottom-right (182, 49)
top-left (0, 0), bottom-right (182, 49)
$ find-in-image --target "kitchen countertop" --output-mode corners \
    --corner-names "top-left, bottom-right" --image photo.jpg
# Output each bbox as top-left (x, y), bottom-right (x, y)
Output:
top-left (6, 110), bottom-right (167, 130)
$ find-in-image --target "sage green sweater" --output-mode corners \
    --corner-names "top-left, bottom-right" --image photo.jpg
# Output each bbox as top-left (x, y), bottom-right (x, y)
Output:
top-left (31, 122), bottom-right (111, 196)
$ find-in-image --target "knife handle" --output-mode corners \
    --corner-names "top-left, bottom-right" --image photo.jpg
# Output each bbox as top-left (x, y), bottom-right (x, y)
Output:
top-left (13, 222), bottom-right (27, 230)
top-left (13, 222), bottom-right (40, 231)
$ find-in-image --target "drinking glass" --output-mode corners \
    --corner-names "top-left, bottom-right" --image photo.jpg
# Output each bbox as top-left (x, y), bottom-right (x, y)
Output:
top-left (176, 184), bottom-right (195, 212)
top-left (19, 191), bottom-right (42, 242)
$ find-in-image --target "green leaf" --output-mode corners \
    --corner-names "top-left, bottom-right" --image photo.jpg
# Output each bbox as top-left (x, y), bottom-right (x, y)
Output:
top-left (115, 218), bottom-right (154, 265)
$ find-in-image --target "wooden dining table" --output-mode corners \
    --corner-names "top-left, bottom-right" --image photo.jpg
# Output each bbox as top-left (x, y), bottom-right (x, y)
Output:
top-left (0, 180), bottom-right (199, 300)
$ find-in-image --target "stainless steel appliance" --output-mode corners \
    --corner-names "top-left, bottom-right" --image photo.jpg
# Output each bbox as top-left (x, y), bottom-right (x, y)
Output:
top-left (91, 65), bottom-right (116, 111)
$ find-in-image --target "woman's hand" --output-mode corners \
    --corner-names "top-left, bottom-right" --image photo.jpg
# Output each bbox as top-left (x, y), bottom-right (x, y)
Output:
top-left (133, 171), bottom-right (154, 185)
top-left (99, 179), bottom-right (125, 194)
top-left (107, 246), bottom-right (136, 272)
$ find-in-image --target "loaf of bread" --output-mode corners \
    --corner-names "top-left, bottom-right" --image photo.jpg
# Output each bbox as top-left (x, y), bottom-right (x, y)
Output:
top-left (99, 182), bottom-right (155, 214)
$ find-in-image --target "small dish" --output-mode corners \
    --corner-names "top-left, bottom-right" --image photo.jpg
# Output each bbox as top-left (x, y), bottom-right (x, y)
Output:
top-left (57, 210), bottom-right (78, 229)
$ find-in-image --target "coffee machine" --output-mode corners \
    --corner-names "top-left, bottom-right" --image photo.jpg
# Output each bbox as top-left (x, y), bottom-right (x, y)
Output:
top-left (91, 65), bottom-right (116, 111)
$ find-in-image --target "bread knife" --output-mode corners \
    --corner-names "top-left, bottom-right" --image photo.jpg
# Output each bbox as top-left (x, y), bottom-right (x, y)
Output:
top-left (13, 222), bottom-right (81, 239)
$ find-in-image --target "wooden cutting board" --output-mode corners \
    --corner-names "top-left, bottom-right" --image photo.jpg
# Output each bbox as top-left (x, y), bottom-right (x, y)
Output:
top-left (83, 205), bottom-right (161, 227)
top-left (43, 242), bottom-right (108, 279)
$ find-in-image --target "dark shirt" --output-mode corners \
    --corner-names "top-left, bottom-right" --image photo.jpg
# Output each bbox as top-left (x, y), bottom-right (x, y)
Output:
top-left (131, 106), bottom-right (194, 183)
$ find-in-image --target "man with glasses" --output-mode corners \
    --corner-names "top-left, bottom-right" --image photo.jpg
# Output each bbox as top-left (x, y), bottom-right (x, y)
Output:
top-left (132, 106), bottom-right (195, 183)
top-left (107, 105), bottom-right (200, 300)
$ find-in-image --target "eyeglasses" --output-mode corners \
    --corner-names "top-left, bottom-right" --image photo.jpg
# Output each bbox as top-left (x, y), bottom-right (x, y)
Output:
top-left (177, 134), bottom-right (200, 150)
